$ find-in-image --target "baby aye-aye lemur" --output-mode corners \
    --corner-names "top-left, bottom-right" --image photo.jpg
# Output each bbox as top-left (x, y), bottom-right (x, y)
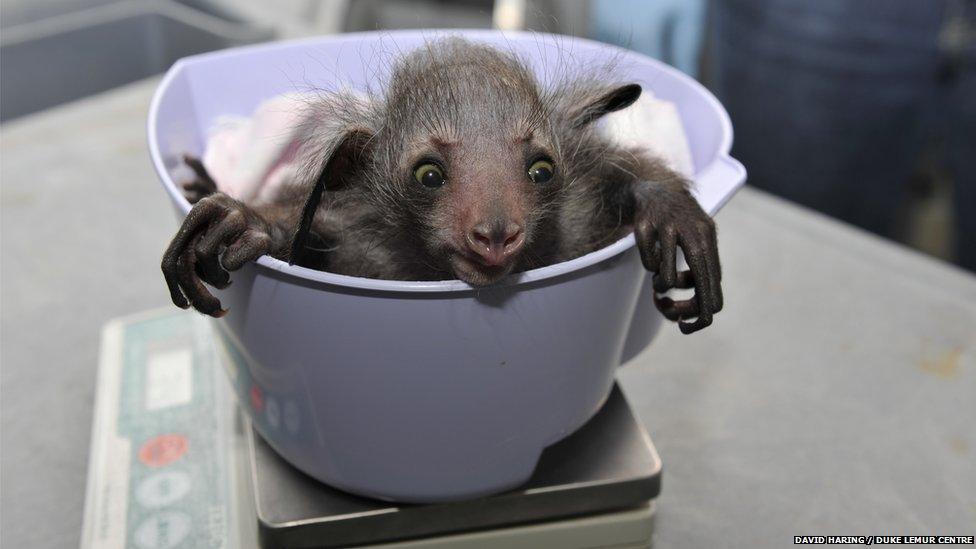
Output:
top-left (162, 38), bottom-right (722, 334)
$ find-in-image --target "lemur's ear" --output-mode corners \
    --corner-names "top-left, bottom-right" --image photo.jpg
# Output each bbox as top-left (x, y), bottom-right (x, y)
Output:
top-left (290, 127), bottom-right (373, 264)
top-left (571, 83), bottom-right (641, 128)
top-left (317, 128), bottom-right (374, 192)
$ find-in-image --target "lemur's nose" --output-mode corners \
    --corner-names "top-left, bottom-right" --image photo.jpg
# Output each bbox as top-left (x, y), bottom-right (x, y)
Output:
top-left (467, 221), bottom-right (525, 266)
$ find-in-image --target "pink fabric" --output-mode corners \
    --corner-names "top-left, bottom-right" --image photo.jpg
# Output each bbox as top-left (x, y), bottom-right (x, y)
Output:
top-left (202, 93), bottom-right (315, 205)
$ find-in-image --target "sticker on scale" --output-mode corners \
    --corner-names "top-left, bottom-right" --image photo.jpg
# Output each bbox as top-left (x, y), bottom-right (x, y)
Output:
top-left (81, 311), bottom-right (240, 549)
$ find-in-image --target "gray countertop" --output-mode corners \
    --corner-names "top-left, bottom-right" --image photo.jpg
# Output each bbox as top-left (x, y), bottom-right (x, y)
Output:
top-left (2, 78), bottom-right (974, 548)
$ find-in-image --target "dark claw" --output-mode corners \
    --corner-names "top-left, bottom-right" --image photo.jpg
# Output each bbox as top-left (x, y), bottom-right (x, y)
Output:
top-left (181, 154), bottom-right (218, 204)
top-left (654, 294), bottom-right (699, 321)
top-left (635, 197), bottom-right (722, 334)
top-left (655, 227), bottom-right (678, 291)
top-left (183, 181), bottom-right (214, 205)
top-left (194, 236), bottom-right (231, 288)
top-left (222, 231), bottom-right (272, 271)
top-left (162, 198), bottom-right (223, 310)
top-left (183, 155), bottom-right (217, 188)
top-left (195, 260), bottom-right (231, 289)
top-left (161, 193), bottom-right (268, 318)
top-left (679, 313), bottom-right (713, 335)
top-left (176, 241), bottom-right (223, 316)
top-left (193, 210), bottom-right (245, 288)
top-left (635, 219), bottom-right (660, 272)
top-left (654, 270), bottom-right (694, 291)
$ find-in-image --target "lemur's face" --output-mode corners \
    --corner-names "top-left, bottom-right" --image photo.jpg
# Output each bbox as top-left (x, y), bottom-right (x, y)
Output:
top-left (328, 39), bottom-right (640, 286)
top-left (373, 78), bottom-right (562, 285)
top-left (395, 123), bottom-right (561, 286)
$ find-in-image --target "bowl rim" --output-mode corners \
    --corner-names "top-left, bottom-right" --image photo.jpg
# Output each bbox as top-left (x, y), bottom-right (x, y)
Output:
top-left (148, 29), bottom-right (734, 293)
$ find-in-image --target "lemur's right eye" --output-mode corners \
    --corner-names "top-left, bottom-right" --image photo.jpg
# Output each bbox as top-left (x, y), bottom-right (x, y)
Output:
top-left (414, 163), bottom-right (446, 188)
top-left (528, 158), bottom-right (555, 184)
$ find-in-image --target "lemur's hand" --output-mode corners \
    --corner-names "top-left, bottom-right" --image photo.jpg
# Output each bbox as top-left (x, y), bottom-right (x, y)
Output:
top-left (634, 189), bottom-right (722, 334)
top-left (161, 193), bottom-right (272, 317)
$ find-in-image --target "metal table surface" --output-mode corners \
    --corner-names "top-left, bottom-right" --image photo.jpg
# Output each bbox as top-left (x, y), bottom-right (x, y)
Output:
top-left (2, 78), bottom-right (974, 548)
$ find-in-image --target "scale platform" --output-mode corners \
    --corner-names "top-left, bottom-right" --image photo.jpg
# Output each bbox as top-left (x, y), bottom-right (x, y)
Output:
top-left (82, 311), bottom-right (661, 549)
top-left (246, 384), bottom-right (661, 548)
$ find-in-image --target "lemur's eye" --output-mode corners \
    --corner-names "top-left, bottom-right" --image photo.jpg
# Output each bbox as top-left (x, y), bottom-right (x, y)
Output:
top-left (528, 159), bottom-right (555, 184)
top-left (414, 163), bottom-right (446, 188)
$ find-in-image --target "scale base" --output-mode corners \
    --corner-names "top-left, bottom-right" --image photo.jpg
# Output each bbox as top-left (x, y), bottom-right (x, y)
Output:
top-left (243, 384), bottom-right (661, 548)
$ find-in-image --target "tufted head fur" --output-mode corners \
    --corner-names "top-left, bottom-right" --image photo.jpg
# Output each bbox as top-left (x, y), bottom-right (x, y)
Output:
top-left (291, 38), bottom-right (642, 285)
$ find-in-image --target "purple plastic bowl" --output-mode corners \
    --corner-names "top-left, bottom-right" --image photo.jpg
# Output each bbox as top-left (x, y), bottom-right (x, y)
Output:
top-left (148, 30), bottom-right (745, 503)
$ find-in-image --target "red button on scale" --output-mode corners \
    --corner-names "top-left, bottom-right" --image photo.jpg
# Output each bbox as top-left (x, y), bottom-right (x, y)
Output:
top-left (139, 434), bottom-right (188, 468)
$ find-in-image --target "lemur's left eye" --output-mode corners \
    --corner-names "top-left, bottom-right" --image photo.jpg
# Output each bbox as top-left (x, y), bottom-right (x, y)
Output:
top-left (528, 159), bottom-right (555, 184)
top-left (414, 163), bottom-right (446, 188)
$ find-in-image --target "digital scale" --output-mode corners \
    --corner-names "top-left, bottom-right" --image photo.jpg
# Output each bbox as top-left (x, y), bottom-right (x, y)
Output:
top-left (81, 310), bottom-right (661, 548)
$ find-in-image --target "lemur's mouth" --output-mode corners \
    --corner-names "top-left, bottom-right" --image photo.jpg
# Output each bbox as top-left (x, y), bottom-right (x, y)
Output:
top-left (449, 252), bottom-right (514, 286)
